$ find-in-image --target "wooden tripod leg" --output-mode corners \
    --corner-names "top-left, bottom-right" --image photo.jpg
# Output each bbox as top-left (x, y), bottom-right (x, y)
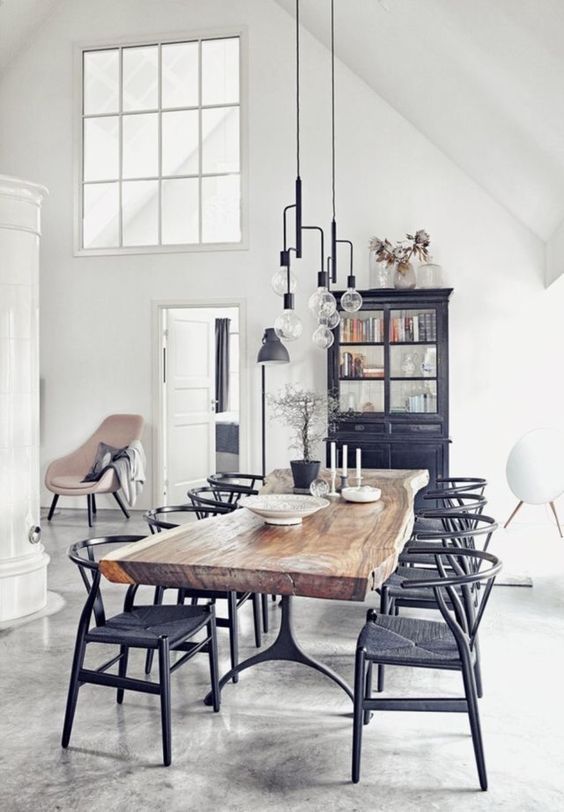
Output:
top-left (549, 502), bottom-right (563, 538)
top-left (504, 500), bottom-right (523, 529)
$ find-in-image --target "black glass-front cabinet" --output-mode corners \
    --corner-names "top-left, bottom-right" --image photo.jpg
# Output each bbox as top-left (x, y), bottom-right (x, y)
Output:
top-left (327, 288), bottom-right (453, 505)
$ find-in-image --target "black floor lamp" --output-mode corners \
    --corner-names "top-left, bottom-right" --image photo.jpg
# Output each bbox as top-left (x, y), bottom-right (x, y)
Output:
top-left (257, 328), bottom-right (290, 478)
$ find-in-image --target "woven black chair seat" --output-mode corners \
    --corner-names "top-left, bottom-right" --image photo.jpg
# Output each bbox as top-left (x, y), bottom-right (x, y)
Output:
top-left (358, 613), bottom-right (464, 667)
top-left (87, 604), bottom-right (210, 648)
top-left (399, 539), bottom-right (456, 565)
top-left (413, 516), bottom-right (446, 534)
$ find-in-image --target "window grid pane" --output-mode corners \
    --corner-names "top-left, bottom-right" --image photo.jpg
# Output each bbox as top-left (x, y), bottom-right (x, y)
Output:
top-left (81, 36), bottom-right (241, 249)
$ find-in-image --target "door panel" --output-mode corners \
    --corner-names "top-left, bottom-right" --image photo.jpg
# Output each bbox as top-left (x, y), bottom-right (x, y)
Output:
top-left (165, 310), bottom-right (215, 503)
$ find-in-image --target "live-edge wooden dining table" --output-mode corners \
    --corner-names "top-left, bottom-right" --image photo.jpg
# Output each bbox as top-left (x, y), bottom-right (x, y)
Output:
top-left (100, 468), bottom-right (428, 702)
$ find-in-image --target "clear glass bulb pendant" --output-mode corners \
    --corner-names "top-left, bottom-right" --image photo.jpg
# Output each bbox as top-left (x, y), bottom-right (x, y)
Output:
top-left (271, 268), bottom-right (297, 297)
top-left (323, 310), bottom-right (341, 330)
top-left (308, 287), bottom-right (337, 318)
top-left (312, 323), bottom-right (334, 350)
top-left (274, 309), bottom-right (303, 341)
top-left (341, 287), bottom-right (363, 313)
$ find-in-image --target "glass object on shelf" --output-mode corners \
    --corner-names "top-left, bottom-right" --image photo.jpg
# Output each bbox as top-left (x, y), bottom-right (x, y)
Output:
top-left (420, 346), bottom-right (437, 377)
top-left (369, 252), bottom-right (392, 288)
top-left (341, 310), bottom-right (384, 343)
top-left (417, 262), bottom-right (442, 289)
top-left (390, 344), bottom-right (435, 378)
top-left (271, 268), bottom-right (297, 296)
top-left (312, 324), bottom-right (334, 350)
top-left (274, 308), bottom-right (303, 341)
top-left (390, 309), bottom-right (436, 342)
top-left (341, 287), bottom-right (363, 313)
top-left (390, 380), bottom-right (437, 413)
top-left (400, 352), bottom-right (417, 377)
top-left (310, 477), bottom-right (330, 497)
top-left (340, 380), bottom-right (384, 414)
top-left (340, 345), bottom-right (384, 379)
top-left (393, 261), bottom-right (416, 290)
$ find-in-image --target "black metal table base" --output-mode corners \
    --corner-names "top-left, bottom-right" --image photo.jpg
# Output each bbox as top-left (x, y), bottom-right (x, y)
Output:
top-left (204, 595), bottom-right (353, 704)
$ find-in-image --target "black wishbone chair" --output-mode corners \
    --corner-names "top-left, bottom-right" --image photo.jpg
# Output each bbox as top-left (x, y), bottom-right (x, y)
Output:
top-left (403, 492), bottom-right (488, 564)
top-left (434, 477), bottom-right (488, 496)
top-left (190, 483), bottom-right (276, 631)
top-left (61, 535), bottom-right (220, 767)
top-left (143, 505), bottom-right (263, 678)
top-left (352, 547), bottom-right (502, 790)
top-left (380, 514), bottom-right (498, 697)
top-left (207, 472), bottom-right (265, 504)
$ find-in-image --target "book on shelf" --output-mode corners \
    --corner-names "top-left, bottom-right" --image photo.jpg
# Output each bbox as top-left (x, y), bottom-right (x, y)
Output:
top-left (342, 316), bottom-right (384, 343)
top-left (390, 311), bottom-right (436, 343)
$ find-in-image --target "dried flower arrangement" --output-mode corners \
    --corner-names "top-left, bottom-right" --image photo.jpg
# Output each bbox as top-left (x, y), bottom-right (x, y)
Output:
top-left (369, 229), bottom-right (431, 274)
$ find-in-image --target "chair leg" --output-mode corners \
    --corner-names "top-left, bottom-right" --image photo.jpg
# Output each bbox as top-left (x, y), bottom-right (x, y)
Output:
top-left (252, 593), bottom-right (261, 648)
top-left (86, 495), bottom-right (93, 528)
top-left (47, 494), bottom-right (59, 521)
top-left (61, 630), bottom-right (87, 748)
top-left (116, 645), bottom-right (129, 704)
top-left (473, 636), bottom-right (483, 699)
top-left (261, 593), bottom-right (269, 633)
top-left (207, 616), bottom-right (221, 713)
top-left (113, 490), bottom-right (130, 519)
top-left (227, 591), bottom-right (239, 684)
top-left (462, 655), bottom-right (488, 790)
top-left (145, 587), bottom-right (165, 675)
top-left (91, 494), bottom-right (97, 514)
top-left (352, 647), bottom-right (366, 783)
top-left (504, 500), bottom-right (523, 529)
top-left (549, 501), bottom-right (563, 538)
top-left (363, 660), bottom-right (373, 725)
top-left (158, 636), bottom-right (172, 767)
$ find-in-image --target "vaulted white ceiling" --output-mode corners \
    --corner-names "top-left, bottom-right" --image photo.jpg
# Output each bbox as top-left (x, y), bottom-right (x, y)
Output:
top-left (276, 0), bottom-right (564, 279)
top-left (0, 0), bottom-right (61, 73)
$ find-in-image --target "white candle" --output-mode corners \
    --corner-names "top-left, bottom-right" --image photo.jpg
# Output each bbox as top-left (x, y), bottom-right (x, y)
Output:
top-left (330, 441), bottom-right (336, 472)
top-left (356, 448), bottom-right (362, 481)
top-left (342, 445), bottom-right (348, 476)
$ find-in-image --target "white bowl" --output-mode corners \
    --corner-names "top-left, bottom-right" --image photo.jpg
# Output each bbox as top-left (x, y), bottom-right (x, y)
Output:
top-left (239, 494), bottom-right (330, 525)
top-left (341, 486), bottom-right (382, 503)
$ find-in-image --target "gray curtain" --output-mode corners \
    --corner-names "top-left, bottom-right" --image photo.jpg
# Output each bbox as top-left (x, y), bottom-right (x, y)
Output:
top-left (215, 318), bottom-right (231, 413)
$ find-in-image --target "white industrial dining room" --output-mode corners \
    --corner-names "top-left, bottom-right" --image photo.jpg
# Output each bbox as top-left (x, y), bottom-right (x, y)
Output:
top-left (1, 1), bottom-right (564, 811)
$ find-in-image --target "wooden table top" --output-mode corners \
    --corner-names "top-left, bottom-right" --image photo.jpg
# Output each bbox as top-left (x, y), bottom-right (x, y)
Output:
top-left (100, 468), bottom-right (428, 602)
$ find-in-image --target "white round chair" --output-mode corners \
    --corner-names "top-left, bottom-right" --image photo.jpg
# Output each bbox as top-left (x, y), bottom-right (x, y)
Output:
top-left (504, 428), bottom-right (564, 537)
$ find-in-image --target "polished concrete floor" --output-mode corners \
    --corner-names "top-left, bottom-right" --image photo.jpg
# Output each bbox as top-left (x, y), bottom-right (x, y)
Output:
top-left (1, 506), bottom-right (564, 811)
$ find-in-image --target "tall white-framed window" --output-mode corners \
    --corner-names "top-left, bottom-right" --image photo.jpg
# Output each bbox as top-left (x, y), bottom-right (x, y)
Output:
top-left (77, 34), bottom-right (243, 254)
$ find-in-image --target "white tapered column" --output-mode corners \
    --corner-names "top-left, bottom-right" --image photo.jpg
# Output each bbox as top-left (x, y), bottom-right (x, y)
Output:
top-left (0, 175), bottom-right (49, 622)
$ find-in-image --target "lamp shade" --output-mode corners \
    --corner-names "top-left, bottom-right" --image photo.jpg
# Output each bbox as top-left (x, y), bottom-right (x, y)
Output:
top-left (257, 327), bottom-right (290, 365)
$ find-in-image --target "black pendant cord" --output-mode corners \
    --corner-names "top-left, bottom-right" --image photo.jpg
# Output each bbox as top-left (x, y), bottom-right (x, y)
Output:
top-left (330, 0), bottom-right (337, 283)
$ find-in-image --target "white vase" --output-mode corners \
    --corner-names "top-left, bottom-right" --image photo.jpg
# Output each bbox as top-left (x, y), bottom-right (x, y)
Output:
top-left (417, 262), bottom-right (442, 288)
top-left (393, 261), bottom-right (416, 290)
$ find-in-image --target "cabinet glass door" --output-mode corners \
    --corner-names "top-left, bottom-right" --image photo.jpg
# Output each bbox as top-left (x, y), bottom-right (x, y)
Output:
top-left (339, 310), bottom-right (385, 413)
top-left (389, 308), bottom-right (438, 414)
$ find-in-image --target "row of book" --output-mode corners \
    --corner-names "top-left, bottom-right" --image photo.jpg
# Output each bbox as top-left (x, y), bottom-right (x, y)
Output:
top-left (390, 312), bottom-right (436, 343)
top-left (341, 317), bottom-right (384, 343)
top-left (339, 352), bottom-right (385, 379)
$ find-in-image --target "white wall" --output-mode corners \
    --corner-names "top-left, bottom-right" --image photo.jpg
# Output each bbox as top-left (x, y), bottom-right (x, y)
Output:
top-left (0, 0), bottom-right (562, 521)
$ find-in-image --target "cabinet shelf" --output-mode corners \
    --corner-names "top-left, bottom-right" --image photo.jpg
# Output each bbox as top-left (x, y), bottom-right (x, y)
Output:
top-left (389, 376), bottom-right (437, 382)
top-left (390, 341), bottom-right (437, 346)
top-left (340, 342), bottom-right (385, 347)
top-left (339, 377), bottom-right (385, 382)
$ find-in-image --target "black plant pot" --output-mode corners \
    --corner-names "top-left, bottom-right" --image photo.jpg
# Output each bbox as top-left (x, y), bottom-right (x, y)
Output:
top-left (290, 460), bottom-right (321, 490)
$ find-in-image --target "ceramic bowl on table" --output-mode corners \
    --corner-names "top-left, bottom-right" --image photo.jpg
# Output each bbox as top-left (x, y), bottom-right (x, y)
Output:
top-left (239, 494), bottom-right (329, 526)
top-left (341, 486), bottom-right (382, 503)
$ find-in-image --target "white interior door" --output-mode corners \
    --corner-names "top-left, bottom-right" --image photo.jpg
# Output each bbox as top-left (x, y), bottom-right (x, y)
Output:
top-left (164, 310), bottom-right (215, 503)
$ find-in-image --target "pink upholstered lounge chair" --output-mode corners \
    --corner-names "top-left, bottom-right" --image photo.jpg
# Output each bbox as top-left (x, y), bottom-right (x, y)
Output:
top-left (45, 414), bottom-right (144, 527)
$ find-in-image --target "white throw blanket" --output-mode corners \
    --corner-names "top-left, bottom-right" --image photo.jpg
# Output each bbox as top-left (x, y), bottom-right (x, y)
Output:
top-left (109, 440), bottom-right (146, 506)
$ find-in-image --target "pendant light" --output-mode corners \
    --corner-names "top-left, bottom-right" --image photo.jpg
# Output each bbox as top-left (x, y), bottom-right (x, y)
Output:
top-left (328, 0), bottom-right (363, 314)
top-left (274, 0), bottom-right (304, 342)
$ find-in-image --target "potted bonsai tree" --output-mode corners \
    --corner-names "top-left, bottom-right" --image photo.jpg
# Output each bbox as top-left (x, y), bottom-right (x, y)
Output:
top-left (269, 384), bottom-right (338, 490)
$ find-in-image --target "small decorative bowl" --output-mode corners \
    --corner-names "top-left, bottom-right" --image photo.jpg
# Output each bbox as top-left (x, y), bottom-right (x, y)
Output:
top-left (341, 486), bottom-right (382, 503)
top-left (239, 494), bottom-right (329, 525)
